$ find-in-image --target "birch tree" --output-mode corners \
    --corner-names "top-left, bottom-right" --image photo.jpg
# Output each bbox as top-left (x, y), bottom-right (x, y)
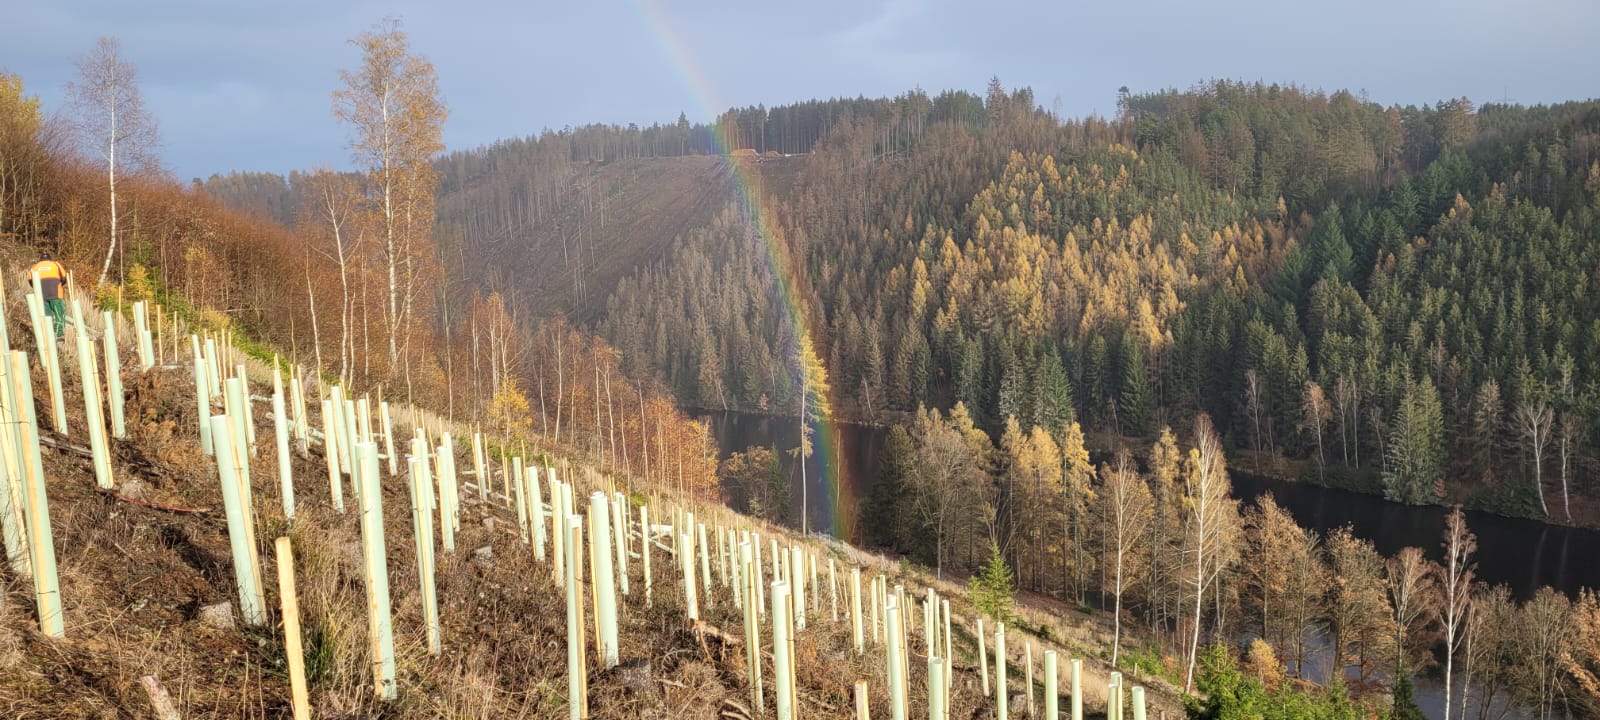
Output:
top-left (66, 36), bottom-right (159, 285)
top-left (307, 171), bottom-right (365, 386)
top-left (1386, 546), bottom-right (1436, 684)
top-left (1516, 396), bottom-right (1553, 517)
top-left (1301, 380), bottom-right (1330, 481)
top-left (1097, 448), bottom-right (1151, 666)
top-left (1436, 506), bottom-right (1476, 720)
top-left (333, 18), bottom-right (446, 375)
top-left (1182, 414), bottom-right (1236, 692)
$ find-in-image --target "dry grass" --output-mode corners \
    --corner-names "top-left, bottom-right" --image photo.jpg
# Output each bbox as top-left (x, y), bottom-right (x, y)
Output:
top-left (0, 306), bottom-right (1184, 720)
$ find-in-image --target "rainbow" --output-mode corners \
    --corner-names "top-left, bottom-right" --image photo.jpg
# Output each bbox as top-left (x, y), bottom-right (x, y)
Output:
top-left (630, 0), bottom-right (852, 539)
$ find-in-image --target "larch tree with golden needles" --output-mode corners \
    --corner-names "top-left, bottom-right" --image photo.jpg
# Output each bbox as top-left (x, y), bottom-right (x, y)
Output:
top-left (333, 17), bottom-right (446, 382)
top-left (66, 36), bottom-right (159, 285)
top-left (793, 334), bottom-right (830, 535)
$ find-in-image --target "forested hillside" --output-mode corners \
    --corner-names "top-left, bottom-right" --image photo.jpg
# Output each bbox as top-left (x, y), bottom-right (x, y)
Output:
top-left (600, 80), bottom-right (1600, 525)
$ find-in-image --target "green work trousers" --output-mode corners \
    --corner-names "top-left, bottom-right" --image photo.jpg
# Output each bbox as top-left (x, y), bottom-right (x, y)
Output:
top-left (44, 297), bottom-right (65, 339)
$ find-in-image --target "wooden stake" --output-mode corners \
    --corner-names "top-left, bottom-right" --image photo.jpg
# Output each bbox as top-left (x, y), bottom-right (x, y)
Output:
top-left (856, 681), bottom-right (871, 720)
top-left (740, 541), bottom-right (763, 713)
top-left (274, 537), bottom-right (312, 720)
top-left (564, 515), bottom-right (586, 720)
top-left (851, 567), bottom-right (864, 654)
top-left (1026, 642), bottom-right (1035, 718)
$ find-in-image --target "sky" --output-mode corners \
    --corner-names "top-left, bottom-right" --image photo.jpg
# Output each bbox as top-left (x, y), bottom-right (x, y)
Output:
top-left (3, 0), bottom-right (1597, 182)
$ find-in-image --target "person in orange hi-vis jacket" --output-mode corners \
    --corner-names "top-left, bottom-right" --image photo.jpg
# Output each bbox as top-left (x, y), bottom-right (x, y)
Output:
top-left (28, 250), bottom-right (68, 341)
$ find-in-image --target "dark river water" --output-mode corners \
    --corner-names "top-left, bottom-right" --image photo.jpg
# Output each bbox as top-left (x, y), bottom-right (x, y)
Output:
top-left (701, 410), bottom-right (1599, 718)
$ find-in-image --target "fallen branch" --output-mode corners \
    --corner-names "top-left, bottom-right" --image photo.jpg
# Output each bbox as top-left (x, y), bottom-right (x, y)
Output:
top-left (40, 434), bottom-right (92, 458)
top-left (690, 620), bottom-right (742, 647)
top-left (96, 487), bottom-right (212, 515)
top-left (139, 675), bottom-right (182, 720)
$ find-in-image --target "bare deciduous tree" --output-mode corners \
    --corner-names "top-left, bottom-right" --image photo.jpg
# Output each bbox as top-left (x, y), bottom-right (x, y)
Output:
top-left (1183, 414), bottom-right (1236, 692)
top-left (1386, 546), bottom-right (1436, 680)
top-left (1516, 397), bottom-right (1553, 517)
top-left (66, 36), bottom-right (159, 285)
top-left (1437, 507), bottom-right (1476, 720)
top-left (1098, 448), bottom-right (1151, 666)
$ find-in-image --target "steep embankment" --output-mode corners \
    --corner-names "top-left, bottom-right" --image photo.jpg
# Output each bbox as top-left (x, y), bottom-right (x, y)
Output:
top-left (0, 261), bottom-right (1180, 718)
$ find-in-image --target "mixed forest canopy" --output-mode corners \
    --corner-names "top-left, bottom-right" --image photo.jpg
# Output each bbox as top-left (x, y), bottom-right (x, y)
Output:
top-left (11, 32), bottom-right (1600, 716)
top-left (592, 80), bottom-right (1600, 527)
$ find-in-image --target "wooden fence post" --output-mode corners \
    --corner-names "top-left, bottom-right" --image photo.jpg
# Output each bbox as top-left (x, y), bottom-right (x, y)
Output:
top-left (564, 514), bottom-right (587, 720)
